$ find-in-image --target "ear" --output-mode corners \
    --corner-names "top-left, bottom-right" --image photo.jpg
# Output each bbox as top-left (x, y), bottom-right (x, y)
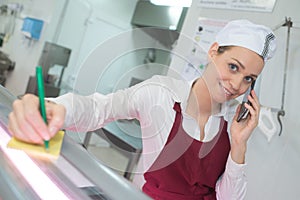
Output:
top-left (208, 42), bottom-right (219, 60)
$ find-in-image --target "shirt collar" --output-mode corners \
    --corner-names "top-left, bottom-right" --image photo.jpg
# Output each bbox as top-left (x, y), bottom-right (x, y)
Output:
top-left (213, 101), bottom-right (227, 117)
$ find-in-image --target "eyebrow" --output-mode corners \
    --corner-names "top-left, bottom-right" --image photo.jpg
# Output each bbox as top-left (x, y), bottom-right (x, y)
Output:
top-left (231, 58), bottom-right (258, 78)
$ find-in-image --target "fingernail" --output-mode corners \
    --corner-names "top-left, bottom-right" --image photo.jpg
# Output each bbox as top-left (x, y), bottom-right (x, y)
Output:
top-left (49, 126), bottom-right (57, 136)
top-left (44, 135), bottom-right (50, 141)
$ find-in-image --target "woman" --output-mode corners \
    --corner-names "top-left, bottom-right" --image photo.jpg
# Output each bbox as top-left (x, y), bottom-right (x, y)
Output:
top-left (8, 19), bottom-right (276, 199)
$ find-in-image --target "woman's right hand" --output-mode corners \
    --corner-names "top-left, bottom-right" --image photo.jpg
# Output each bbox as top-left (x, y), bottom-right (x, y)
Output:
top-left (8, 94), bottom-right (66, 144)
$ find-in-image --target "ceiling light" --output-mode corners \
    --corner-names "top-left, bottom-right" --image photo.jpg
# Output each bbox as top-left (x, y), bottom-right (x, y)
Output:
top-left (150, 0), bottom-right (192, 7)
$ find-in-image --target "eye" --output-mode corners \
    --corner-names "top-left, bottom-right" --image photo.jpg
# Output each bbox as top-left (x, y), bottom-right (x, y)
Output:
top-left (229, 64), bottom-right (238, 72)
top-left (244, 76), bottom-right (254, 83)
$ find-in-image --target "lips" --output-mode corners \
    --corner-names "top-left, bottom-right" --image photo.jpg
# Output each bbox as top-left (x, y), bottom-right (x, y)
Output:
top-left (220, 83), bottom-right (234, 98)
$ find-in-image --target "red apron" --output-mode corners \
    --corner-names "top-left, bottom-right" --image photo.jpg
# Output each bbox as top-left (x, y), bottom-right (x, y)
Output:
top-left (142, 102), bottom-right (230, 200)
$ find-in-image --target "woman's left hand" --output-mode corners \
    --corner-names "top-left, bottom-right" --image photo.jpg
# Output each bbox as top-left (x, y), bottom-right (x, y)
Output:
top-left (230, 90), bottom-right (260, 163)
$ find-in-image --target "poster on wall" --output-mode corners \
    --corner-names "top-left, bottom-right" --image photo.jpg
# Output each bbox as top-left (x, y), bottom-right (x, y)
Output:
top-left (182, 17), bottom-right (228, 81)
top-left (198, 0), bottom-right (277, 12)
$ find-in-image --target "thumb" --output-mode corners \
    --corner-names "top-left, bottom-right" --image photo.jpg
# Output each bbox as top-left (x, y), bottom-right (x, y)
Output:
top-left (46, 103), bottom-right (66, 137)
top-left (48, 123), bottom-right (61, 137)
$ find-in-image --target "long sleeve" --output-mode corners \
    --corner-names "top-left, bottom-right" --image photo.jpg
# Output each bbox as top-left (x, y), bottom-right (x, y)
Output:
top-left (48, 75), bottom-right (187, 134)
top-left (48, 89), bottom-right (141, 133)
top-left (215, 153), bottom-right (247, 200)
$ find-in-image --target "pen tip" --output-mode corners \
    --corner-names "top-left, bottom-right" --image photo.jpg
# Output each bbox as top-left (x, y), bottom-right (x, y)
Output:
top-left (44, 140), bottom-right (49, 152)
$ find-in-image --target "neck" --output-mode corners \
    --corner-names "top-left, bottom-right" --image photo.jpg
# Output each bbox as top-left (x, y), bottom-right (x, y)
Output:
top-left (186, 78), bottom-right (220, 118)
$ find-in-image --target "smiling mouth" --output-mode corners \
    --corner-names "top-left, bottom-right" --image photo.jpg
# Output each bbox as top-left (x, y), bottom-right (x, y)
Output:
top-left (220, 83), bottom-right (234, 98)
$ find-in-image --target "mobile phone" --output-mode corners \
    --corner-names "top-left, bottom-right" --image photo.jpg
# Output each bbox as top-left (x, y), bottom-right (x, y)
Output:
top-left (237, 80), bottom-right (256, 122)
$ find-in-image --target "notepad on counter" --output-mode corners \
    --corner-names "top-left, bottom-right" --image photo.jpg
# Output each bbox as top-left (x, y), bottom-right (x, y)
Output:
top-left (7, 131), bottom-right (65, 158)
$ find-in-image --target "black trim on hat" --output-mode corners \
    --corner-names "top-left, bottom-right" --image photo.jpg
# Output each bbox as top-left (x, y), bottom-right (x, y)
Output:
top-left (261, 33), bottom-right (275, 60)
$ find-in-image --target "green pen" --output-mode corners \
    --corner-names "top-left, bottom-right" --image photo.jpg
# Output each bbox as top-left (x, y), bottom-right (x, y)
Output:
top-left (36, 66), bottom-right (49, 151)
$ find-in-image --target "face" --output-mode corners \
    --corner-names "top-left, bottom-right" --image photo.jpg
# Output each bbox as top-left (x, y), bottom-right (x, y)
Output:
top-left (203, 42), bottom-right (264, 104)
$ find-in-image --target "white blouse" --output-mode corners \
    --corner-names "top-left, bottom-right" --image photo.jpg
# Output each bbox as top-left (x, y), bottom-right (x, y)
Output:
top-left (51, 75), bottom-right (247, 200)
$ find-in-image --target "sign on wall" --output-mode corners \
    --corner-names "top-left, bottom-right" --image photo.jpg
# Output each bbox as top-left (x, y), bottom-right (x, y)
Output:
top-left (198, 0), bottom-right (277, 13)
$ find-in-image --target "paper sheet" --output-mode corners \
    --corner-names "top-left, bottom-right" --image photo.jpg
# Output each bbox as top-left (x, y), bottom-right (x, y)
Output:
top-left (7, 131), bottom-right (65, 158)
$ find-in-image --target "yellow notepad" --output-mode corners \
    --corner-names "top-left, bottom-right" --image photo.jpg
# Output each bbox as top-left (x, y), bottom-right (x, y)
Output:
top-left (7, 131), bottom-right (65, 158)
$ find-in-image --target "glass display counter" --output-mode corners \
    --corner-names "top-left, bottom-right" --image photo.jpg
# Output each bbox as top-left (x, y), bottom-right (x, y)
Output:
top-left (0, 85), bottom-right (150, 200)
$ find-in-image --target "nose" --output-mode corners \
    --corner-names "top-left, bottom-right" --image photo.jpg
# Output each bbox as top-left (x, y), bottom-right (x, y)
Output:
top-left (229, 75), bottom-right (243, 91)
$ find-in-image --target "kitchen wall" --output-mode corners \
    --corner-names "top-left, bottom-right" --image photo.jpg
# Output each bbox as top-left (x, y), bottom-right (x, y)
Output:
top-left (1, 0), bottom-right (57, 95)
top-left (58, 0), bottom-right (171, 95)
top-left (2, 0), bottom-right (171, 96)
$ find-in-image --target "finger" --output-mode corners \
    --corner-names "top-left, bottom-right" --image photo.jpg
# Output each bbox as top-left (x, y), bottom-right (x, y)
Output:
top-left (13, 99), bottom-right (44, 143)
top-left (45, 103), bottom-right (65, 137)
top-left (11, 99), bottom-right (38, 141)
top-left (244, 103), bottom-right (255, 116)
top-left (251, 90), bottom-right (259, 101)
top-left (244, 103), bottom-right (259, 125)
top-left (8, 112), bottom-right (43, 144)
top-left (22, 94), bottom-right (50, 140)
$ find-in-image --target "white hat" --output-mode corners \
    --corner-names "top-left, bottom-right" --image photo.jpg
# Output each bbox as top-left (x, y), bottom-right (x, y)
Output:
top-left (216, 19), bottom-right (276, 62)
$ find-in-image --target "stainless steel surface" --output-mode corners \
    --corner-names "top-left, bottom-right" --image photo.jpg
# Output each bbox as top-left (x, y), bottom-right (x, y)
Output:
top-left (0, 84), bottom-right (15, 125)
top-left (63, 135), bottom-right (149, 200)
top-left (25, 42), bottom-right (71, 97)
top-left (0, 149), bottom-right (40, 200)
top-left (38, 42), bottom-right (71, 82)
top-left (0, 51), bottom-right (15, 86)
top-left (132, 1), bottom-right (185, 31)
top-left (131, 1), bottom-right (188, 48)
top-left (0, 85), bottom-right (151, 200)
